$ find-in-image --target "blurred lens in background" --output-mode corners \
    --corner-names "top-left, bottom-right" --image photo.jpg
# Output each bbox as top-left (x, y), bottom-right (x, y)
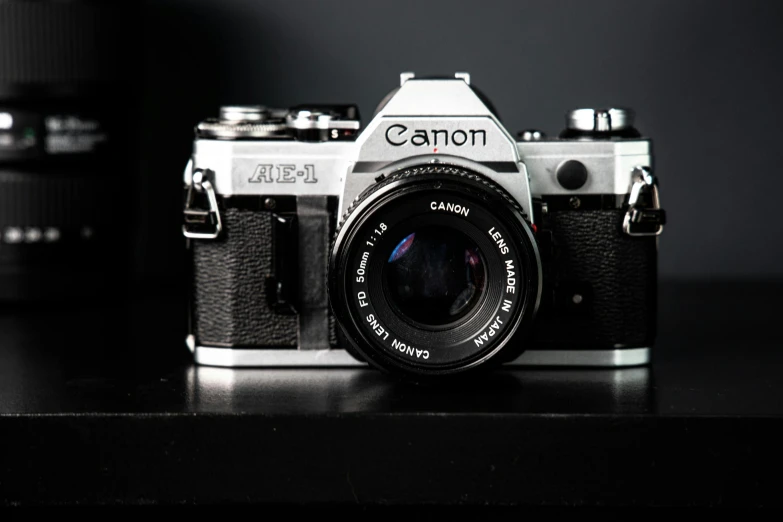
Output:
top-left (0, 1), bottom-right (137, 301)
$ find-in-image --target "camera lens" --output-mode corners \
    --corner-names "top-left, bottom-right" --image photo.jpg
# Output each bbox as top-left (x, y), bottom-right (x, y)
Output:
top-left (384, 226), bottom-right (486, 327)
top-left (0, 2), bottom-right (135, 301)
top-left (329, 164), bottom-right (542, 378)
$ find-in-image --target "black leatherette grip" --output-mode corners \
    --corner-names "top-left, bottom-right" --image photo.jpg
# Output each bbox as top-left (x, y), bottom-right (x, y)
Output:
top-left (191, 207), bottom-right (298, 347)
top-left (531, 209), bottom-right (657, 349)
top-left (191, 198), bottom-right (339, 349)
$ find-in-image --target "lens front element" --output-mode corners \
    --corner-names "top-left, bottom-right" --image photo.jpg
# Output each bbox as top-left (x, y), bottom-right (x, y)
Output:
top-left (385, 226), bottom-right (486, 327)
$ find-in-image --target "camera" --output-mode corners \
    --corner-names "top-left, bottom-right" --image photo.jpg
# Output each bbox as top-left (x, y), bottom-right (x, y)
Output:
top-left (0, 1), bottom-right (134, 301)
top-left (183, 72), bottom-right (665, 378)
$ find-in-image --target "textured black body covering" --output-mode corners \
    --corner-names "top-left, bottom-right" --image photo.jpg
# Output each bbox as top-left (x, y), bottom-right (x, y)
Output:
top-left (191, 195), bottom-right (656, 353)
top-left (190, 197), bottom-right (338, 348)
top-left (530, 207), bottom-right (658, 350)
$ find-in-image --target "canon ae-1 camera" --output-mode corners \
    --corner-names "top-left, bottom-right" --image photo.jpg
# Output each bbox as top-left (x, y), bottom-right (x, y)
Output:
top-left (183, 72), bottom-right (665, 378)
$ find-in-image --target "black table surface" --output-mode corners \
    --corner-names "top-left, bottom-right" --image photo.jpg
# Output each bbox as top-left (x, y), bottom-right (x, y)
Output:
top-left (1, 281), bottom-right (781, 507)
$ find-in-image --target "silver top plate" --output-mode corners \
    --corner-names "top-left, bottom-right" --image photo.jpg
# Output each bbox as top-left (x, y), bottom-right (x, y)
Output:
top-left (519, 139), bottom-right (651, 195)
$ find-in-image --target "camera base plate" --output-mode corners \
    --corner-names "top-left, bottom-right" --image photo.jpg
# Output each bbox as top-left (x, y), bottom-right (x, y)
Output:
top-left (191, 345), bottom-right (650, 368)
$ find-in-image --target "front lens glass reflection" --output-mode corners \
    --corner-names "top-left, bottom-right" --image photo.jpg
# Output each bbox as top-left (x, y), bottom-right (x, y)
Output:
top-left (384, 226), bottom-right (485, 326)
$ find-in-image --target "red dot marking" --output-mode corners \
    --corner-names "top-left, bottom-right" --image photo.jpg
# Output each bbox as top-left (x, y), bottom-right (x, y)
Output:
top-left (433, 148), bottom-right (438, 153)
top-left (532, 223), bottom-right (538, 233)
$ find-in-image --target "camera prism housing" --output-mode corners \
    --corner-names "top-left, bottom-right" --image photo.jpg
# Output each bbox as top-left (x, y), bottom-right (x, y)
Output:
top-left (184, 73), bottom-right (665, 376)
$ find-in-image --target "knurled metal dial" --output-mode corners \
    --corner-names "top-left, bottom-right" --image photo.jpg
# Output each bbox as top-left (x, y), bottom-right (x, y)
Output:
top-left (566, 108), bottom-right (634, 132)
top-left (196, 105), bottom-right (291, 139)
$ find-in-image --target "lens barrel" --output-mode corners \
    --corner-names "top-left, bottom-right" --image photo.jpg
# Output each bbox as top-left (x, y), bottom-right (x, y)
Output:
top-left (329, 164), bottom-right (541, 378)
top-left (0, 1), bottom-right (134, 301)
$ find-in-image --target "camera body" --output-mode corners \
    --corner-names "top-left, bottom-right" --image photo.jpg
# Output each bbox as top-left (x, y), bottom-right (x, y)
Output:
top-left (184, 73), bottom-right (664, 374)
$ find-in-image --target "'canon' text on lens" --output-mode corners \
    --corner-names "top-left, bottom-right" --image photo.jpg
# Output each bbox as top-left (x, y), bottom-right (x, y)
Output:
top-left (430, 201), bottom-right (470, 216)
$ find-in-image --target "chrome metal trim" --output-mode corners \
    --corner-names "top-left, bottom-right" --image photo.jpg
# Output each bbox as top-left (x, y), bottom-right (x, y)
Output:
top-left (196, 119), bottom-right (289, 139)
top-left (193, 346), bottom-right (650, 368)
top-left (454, 72), bottom-right (471, 84)
top-left (194, 346), bottom-right (364, 367)
top-left (399, 71), bottom-right (416, 85)
top-left (286, 110), bottom-right (361, 131)
top-left (519, 138), bottom-right (652, 196)
top-left (183, 168), bottom-right (223, 239)
top-left (567, 108), bottom-right (634, 132)
top-left (507, 348), bottom-right (650, 367)
top-left (219, 105), bottom-right (269, 121)
top-left (623, 166), bottom-right (664, 236)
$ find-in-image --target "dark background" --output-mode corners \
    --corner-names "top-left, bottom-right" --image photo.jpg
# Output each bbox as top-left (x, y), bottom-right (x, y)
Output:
top-left (2, 1), bottom-right (782, 506)
top-left (141, 0), bottom-right (783, 286)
